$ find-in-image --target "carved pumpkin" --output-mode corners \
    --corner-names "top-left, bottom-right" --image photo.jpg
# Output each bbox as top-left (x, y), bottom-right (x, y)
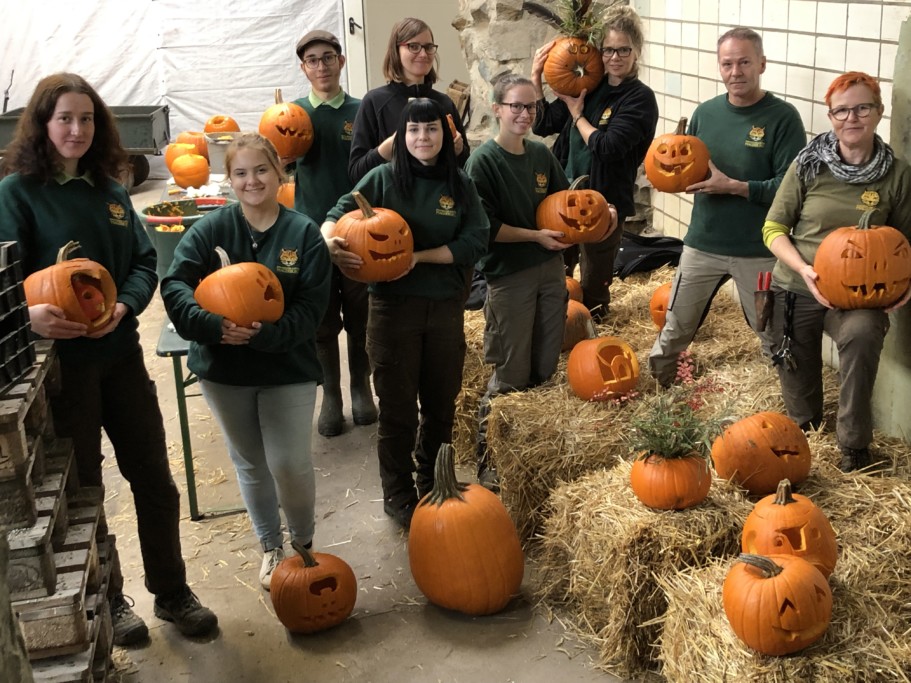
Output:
top-left (723, 553), bottom-right (832, 656)
top-left (645, 118), bottom-right (710, 193)
top-left (742, 479), bottom-right (837, 578)
top-left (170, 153), bottom-right (210, 189)
top-left (164, 142), bottom-right (198, 172)
top-left (711, 412), bottom-right (811, 496)
top-left (566, 276), bottom-right (583, 302)
top-left (270, 542), bottom-right (357, 634)
top-left (562, 299), bottom-right (595, 352)
top-left (813, 209), bottom-right (911, 309)
top-left (176, 130), bottom-right (208, 160)
top-left (542, 36), bottom-right (604, 97)
top-left (330, 192), bottom-right (413, 283)
top-left (276, 180), bottom-right (295, 209)
top-left (630, 452), bottom-right (712, 510)
top-left (194, 246), bottom-right (284, 327)
top-left (409, 444), bottom-right (524, 616)
top-left (204, 114), bottom-right (240, 133)
top-left (649, 281), bottom-right (672, 329)
top-left (536, 175), bottom-right (610, 244)
top-left (24, 241), bottom-right (117, 330)
top-left (259, 88), bottom-right (313, 159)
top-left (567, 336), bottom-right (639, 401)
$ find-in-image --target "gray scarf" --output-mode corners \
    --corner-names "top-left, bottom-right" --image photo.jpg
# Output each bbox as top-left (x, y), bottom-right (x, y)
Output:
top-left (795, 130), bottom-right (893, 184)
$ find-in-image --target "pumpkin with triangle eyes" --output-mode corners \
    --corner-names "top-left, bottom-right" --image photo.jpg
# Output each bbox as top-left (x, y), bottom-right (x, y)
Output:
top-left (542, 36), bottom-right (604, 97)
top-left (194, 247), bottom-right (285, 327)
top-left (536, 176), bottom-right (610, 244)
top-left (259, 88), bottom-right (313, 159)
top-left (331, 192), bottom-right (414, 283)
top-left (645, 118), bottom-right (710, 193)
top-left (567, 336), bottom-right (639, 401)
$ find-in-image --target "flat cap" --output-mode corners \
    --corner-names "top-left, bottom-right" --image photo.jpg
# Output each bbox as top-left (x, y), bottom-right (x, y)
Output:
top-left (296, 30), bottom-right (342, 58)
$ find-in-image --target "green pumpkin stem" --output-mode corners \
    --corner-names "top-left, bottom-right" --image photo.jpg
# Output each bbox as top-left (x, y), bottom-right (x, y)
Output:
top-left (421, 443), bottom-right (469, 507)
top-left (674, 117), bottom-right (688, 135)
top-left (857, 208), bottom-right (876, 230)
top-left (736, 553), bottom-right (783, 578)
top-left (214, 246), bottom-right (232, 269)
top-left (569, 175), bottom-right (590, 190)
top-left (57, 240), bottom-right (82, 263)
top-left (773, 479), bottom-right (796, 506)
top-left (352, 191), bottom-right (375, 219)
top-left (290, 540), bottom-right (318, 567)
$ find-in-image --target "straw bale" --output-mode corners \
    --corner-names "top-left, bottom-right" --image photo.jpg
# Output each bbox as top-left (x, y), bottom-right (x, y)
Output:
top-left (452, 309), bottom-right (487, 465)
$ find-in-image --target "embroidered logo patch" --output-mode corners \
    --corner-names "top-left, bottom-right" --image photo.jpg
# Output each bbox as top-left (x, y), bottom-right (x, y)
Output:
top-left (861, 190), bottom-right (880, 208)
top-left (535, 172), bottom-right (547, 188)
top-left (108, 202), bottom-right (128, 226)
top-left (599, 107), bottom-right (613, 125)
top-left (436, 194), bottom-right (456, 217)
top-left (342, 120), bottom-right (354, 140)
top-left (279, 248), bottom-right (299, 267)
top-left (745, 126), bottom-right (766, 148)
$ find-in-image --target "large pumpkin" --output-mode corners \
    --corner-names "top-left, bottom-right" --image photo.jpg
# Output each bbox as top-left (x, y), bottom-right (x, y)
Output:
top-left (813, 208), bottom-right (911, 309)
top-left (164, 142), bottom-right (198, 172)
top-left (567, 336), bottom-right (639, 401)
top-left (194, 246), bottom-right (284, 327)
top-left (723, 553), bottom-right (832, 656)
top-left (629, 452), bottom-right (712, 510)
top-left (649, 281), bottom-right (672, 329)
top-left (741, 479), bottom-right (837, 578)
top-left (276, 180), bottom-right (295, 209)
top-left (711, 412), bottom-right (811, 496)
top-left (24, 241), bottom-right (117, 330)
top-left (562, 299), bottom-right (594, 352)
top-left (566, 276), bottom-right (583, 302)
top-left (645, 118), bottom-right (710, 193)
top-left (259, 88), bottom-right (313, 159)
top-left (170, 153), bottom-right (210, 189)
top-left (330, 192), bottom-right (413, 282)
top-left (536, 175), bottom-right (610, 244)
top-left (270, 542), bottom-right (357, 634)
top-left (176, 130), bottom-right (208, 160)
top-left (204, 114), bottom-right (240, 133)
top-left (542, 36), bottom-right (604, 97)
top-left (409, 444), bottom-right (524, 616)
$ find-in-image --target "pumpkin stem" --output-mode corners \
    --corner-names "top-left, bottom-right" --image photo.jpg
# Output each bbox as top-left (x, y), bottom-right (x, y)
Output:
top-left (274, 88), bottom-right (283, 105)
top-left (290, 540), bottom-right (318, 567)
top-left (674, 117), bottom-right (688, 135)
top-left (420, 443), bottom-right (469, 507)
top-left (736, 553), bottom-right (784, 578)
top-left (857, 208), bottom-right (876, 230)
top-left (56, 240), bottom-right (82, 263)
top-left (773, 478), bottom-right (796, 506)
top-left (214, 246), bottom-right (232, 269)
top-left (352, 191), bottom-right (376, 219)
top-left (568, 175), bottom-right (590, 190)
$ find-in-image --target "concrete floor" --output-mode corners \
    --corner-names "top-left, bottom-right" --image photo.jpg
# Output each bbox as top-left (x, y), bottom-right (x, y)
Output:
top-left (99, 172), bottom-right (623, 683)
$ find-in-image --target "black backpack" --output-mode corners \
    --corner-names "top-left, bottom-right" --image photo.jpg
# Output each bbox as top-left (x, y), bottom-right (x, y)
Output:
top-left (613, 231), bottom-right (684, 279)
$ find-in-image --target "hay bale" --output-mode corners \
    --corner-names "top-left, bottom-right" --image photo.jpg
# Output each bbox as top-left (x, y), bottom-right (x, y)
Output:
top-left (452, 310), bottom-right (487, 466)
top-left (536, 463), bottom-right (753, 677)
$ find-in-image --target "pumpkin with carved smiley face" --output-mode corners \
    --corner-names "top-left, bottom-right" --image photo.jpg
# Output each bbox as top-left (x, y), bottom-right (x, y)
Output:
top-left (813, 209), bottom-right (911, 309)
top-left (331, 192), bottom-right (414, 283)
top-left (567, 336), bottom-right (639, 401)
top-left (259, 88), bottom-right (313, 159)
top-left (543, 36), bottom-right (604, 97)
top-left (536, 176), bottom-right (610, 244)
top-left (645, 118), bottom-right (710, 193)
top-left (711, 412), bottom-right (811, 496)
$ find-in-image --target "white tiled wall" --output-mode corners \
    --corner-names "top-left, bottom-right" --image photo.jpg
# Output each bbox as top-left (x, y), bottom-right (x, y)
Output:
top-left (633, 0), bottom-right (911, 238)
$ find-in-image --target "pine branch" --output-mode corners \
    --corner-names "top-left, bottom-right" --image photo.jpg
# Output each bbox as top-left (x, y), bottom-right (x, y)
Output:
top-left (522, 2), bottom-right (563, 31)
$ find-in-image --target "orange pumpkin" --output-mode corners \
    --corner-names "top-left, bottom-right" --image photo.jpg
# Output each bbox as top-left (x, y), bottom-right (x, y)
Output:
top-left (170, 153), bottom-right (210, 189)
top-left (259, 88), bottom-right (313, 159)
top-left (164, 142), bottom-right (198, 172)
top-left (741, 479), bottom-right (837, 578)
top-left (446, 113), bottom-right (458, 138)
top-left (542, 36), bottom-right (604, 97)
top-left (24, 241), bottom-right (117, 330)
top-left (536, 175), bottom-right (610, 244)
top-left (645, 118), bottom-right (710, 193)
top-left (567, 336), bottom-right (639, 401)
top-left (176, 130), bottom-right (208, 160)
top-left (813, 208), bottom-right (911, 309)
top-left (276, 181), bottom-right (295, 209)
top-left (204, 114), bottom-right (240, 133)
top-left (630, 452), bottom-right (712, 510)
top-left (566, 276), bottom-right (583, 302)
top-left (330, 192), bottom-right (413, 283)
top-left (194, 246), bottom-right (284, 326)
top-left (711, 412), bottom-right (811, 496)
top-left (649, 281), bottom-right (672, 329)
top-left (270, 542), bottom-right (357, 634)
top-left (409, 444), bottom-right (524, 616)
top-left (562, 299), bottom-right (594, 352)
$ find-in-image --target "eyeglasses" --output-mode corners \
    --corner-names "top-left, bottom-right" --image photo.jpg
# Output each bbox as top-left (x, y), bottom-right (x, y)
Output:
top-left (601, 46), bottom-right (633, 58)
top-left (828, 102), bottom-right (877, 121)
top-left (302, 53), bottom-right (339, 69)
top-left (400, 42), bottom-right (438, 55)
top-left (498, 102), bottom-right (538, 115)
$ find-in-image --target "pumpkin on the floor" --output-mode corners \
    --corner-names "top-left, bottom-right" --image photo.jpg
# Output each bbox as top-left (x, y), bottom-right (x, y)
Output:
top-left (194, 246), bottom-right (284, 327)
top-left (567, 336), bottom-right (639, 401)
top-left (562, 299), bottom-right (594, 352)
top-left (649, 281), bottom-right (672, 329)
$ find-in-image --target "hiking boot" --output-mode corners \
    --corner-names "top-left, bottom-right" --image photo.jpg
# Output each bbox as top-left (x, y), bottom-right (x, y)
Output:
top-left (838, 445), bottom-right (871, 473)
top-left (317, 341), bottom-right (344, 437)
top-left (478, 466), bottom-right (501, 494)
top-left (348, 338), bottom-right (378, 426)
top-left (259, 547), bottom-right (286, 591)
top-left (383, 497), bottom-right (417, 530)
top-left (153, 585), bottom-right (218, 637)
top-left (110, 593), bottom-right (149, 646)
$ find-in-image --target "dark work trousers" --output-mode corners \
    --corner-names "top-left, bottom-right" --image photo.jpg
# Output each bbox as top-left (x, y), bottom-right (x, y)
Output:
top-left (51, 346), bottom-right (187, 596)
top-left (315, 265), bottom-right (369, 343)
top-left (563, 219), bottom-right (625, 319)
top-left (366, 293), bottom-right (466, 502)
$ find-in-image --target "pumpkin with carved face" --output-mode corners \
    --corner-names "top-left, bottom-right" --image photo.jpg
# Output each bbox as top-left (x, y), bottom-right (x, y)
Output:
top-left (194, 247), bottom-right (284, 327)
top-left (562, 299), bottom-right (595, 352)
top-left (536, 176), bottom-right (610, 244)
top-left (645, 118), bottom-right (710, 193)
top-left (711, 412), bottom-right (811, 496)
top-left (813, 209), bottom-right (911, 309)
top-left (567, 336), bottom-right (639, 401)
top-left (649, 281), bottom-right (672, 329)
top-left (259, 89), bottom-right (313, 159)
top-left (543, 37), bottom-right (604, 97)
top-left (331, 192), bottom-right (414, 283)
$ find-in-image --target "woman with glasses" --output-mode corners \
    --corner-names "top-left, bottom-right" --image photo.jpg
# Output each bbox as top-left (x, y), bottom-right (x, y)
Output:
top-left (348, 17), bottom-right (469, 184)
top-left (763, 71), bottom-right (911, 472)
top-left (466, 74), bottom-right (618, 491)
top-left (532, 4), bottom-right (658, 321)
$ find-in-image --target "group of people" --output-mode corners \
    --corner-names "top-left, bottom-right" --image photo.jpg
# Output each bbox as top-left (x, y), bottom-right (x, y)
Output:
top-left (0, 5), bottom-right (907, 652)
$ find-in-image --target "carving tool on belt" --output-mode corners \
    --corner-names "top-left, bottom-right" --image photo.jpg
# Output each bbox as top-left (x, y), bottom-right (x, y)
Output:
top-left (754, 270), bottom-right (773, 332)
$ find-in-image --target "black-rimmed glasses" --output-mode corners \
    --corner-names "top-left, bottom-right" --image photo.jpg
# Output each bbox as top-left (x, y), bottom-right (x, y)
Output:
top-left (828, 103), bottom-right (877, 121)
top-left (400, 42), bottom-right (438, 55)
top-left (601, 46), bottom-right (633, 58)
top-left (302, 53), bottom-right (339, 69)
top-left (499, 102), bottom-right (538, 115)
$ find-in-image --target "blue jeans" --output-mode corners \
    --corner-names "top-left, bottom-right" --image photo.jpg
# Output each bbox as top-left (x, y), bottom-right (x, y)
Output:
top-left (199, 380), bottom-right (317, 550)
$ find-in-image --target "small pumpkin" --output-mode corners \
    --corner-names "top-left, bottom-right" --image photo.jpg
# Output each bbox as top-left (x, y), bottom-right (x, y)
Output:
top-left (170, 153), bottom-right (210, 189)
top-left (630, 451), bottom-right (712, 510)
top-left (164, 142), bottom-right (198, 172)
top-left (194, 246), bottom-right (284, 326)
top-left (645, 118), bottom-right (710, 193)
top-left (204, 114), bottom-right (240, 133)
top-left (711, 412), bottom-right (811, 496)
top-left (542, 36), bottom-right (604, 97)
top-left (649, 281), bottom-right (672, 329)
top-left (567, 336), bottom-right (639, 401)
top-left (562, 299), bottom-right (594, 352)
top-left (24, 241), bottom-right (117, 330)
top-left (270, 542), bottom-right (357, 634)
top-left (536, 176), bottom-right (610, 244)
top-left (723, 553), bottom-right (832, 656)
top-left (259, 88), bottom-right (313, 159)
top-left (566, 276), bottom-right (583, 302)
top-left (330, 192), bottom-right (413, 283)
top-left (813, 208), bottom-right (911, 309)
top-left (409, 443), bottom-right (524, 616)
top-left (276, 180), bottom-right (295, 209)
top-left (176, 130), bottom-right (208, 160)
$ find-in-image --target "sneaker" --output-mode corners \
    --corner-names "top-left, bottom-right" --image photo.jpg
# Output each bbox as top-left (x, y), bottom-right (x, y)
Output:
top-left (153, 585), bottom-right (218, 637)
top-left (110, 593), bottom-right (149, 646)
top-left (383, 498), bottom-right (417, 530)
top-left (259, 547), bottom-right (286, 591)
top-left (838, 445), bottom-right (871, 473)
top-left (478, 467), bottom-right (501, 494)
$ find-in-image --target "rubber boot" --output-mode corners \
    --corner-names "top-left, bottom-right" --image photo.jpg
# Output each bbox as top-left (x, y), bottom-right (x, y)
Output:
top-left (348, 334), bottom-right (377, 426)
top-left (317, 340), bottom-right (344, 437)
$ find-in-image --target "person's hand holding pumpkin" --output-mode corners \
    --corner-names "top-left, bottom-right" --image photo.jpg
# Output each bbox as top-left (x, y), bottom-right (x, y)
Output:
top-left (530, 40), bottom-right (556, 98)
top-left (536, 229), bottom-right (572, 251)
top-left (686, 160), bottom-right (748, 198)
top-left (220, 319), bottom-right (260, 345)
top-left (84, 301), bottom-right (130, 339)
top-left (323, 234), bottom-right (364, 271)
top-left (797, 262), bottom-right (832, 309)
top-left (884, 283), bottom-right (911, 314)
top-left (600, 204), bottom-right (620, 241)
top-left (27, 303), bottom-right (88, 339)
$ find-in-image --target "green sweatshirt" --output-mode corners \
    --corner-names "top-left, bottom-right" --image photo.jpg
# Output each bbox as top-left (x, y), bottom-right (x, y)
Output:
top-left (160, 203), bottom-right (331, 386)
top-left (685, 92), bottom-right (806, 257)
top-left (465, 138), bottom-right (569, 279)
top-left (0, 173), bottom-right (157, 362)
top-left (325, 164), bottom-right (489, 300)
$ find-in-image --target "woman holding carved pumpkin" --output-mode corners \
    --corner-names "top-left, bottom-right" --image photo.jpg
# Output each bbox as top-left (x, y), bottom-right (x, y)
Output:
top-left (532, 4), bottom-right (658, 320)
top-left (762, 71), bottom-right (911, 472)
top-left (0, 73), bottom-right (217, 645)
